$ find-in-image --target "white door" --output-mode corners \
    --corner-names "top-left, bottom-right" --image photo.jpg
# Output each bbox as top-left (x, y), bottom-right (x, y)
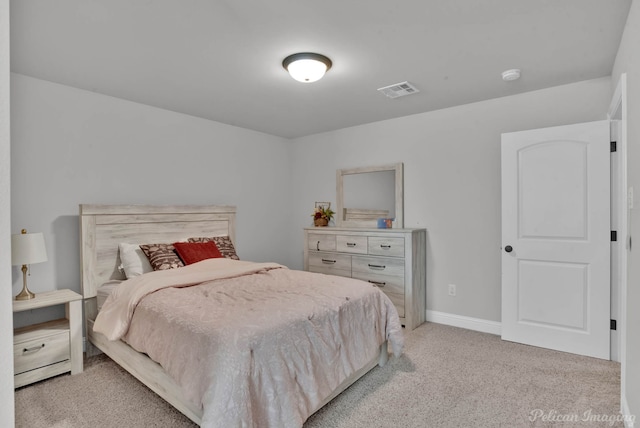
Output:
top-left (501, 120), bottom-right (610, 359)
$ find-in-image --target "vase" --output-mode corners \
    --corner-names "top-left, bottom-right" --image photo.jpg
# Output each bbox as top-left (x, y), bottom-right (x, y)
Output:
top-left (314, 218), bottom-right (329, 227)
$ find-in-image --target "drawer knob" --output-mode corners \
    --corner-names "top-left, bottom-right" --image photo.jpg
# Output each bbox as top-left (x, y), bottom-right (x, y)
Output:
top-left (368, 280), bottom-right (386, 288)
top-left (321, 259), bottom-right (337, 264)
top-left (346, 242), bottom-right (357, 247)
top-left (317, 241), bottom-right (320, 251)
top-left (23, 344), bottom-right (45, 354)
top-left (380, 245), bottom-right (391, 249)
top-left (368, 263), bottom-right (386, 270)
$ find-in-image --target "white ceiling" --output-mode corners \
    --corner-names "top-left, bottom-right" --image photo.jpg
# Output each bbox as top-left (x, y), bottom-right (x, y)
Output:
top-left (10, 1), bottom-right (632, 139)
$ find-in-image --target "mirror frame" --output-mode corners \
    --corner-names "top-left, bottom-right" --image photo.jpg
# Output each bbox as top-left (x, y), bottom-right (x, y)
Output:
top-left (336, 162), bottom-right (404, 228)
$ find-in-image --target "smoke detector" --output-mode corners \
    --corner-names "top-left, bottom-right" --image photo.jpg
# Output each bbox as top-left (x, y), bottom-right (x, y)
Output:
top-left (501, 69), bottom-right (521, 82)
top-left (377, 81), bottom-right (420, 99)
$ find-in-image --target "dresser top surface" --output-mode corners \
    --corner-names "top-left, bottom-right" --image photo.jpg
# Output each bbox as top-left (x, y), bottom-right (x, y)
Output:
top-left (304, 227), bottom-right (426, 233)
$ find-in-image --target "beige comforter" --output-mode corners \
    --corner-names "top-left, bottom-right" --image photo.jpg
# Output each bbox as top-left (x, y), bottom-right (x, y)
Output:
top-left (94, 258), bottom-right (403, 428)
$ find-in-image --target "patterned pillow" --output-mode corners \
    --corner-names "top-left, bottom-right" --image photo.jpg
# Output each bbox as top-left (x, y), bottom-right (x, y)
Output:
top-left (139, 243), bottom-right (185, 271)
top-left (188, 236), bottom-right (239, 260)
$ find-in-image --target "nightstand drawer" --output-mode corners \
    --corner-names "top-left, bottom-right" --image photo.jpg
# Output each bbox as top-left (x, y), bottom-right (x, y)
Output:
top-left (14, 319), bottom-right (70, 375)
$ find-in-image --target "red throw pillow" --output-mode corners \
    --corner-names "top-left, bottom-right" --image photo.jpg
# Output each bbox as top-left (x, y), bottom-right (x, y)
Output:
top-left (173, 241), bottom-right (223, 265)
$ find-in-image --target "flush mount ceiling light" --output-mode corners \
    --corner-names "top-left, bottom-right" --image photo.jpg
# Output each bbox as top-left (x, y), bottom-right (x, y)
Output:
top-left (282, 53), bottom-right (332, 83)
top-left (501, 69), bottom-right (521, 82)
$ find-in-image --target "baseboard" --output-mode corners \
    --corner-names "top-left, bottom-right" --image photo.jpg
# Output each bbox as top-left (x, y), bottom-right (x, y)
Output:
top-left (426, 310), bottom-right (502, 336)
top-left (621, 394), bottom-right (635, 428)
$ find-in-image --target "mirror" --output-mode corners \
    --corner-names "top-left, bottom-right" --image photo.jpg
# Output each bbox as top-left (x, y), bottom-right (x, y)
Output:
top-left (336, 163), bottom-right (404, 228)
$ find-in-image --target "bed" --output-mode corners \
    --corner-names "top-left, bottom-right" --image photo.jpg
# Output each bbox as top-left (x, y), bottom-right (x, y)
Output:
top-left (79, 204), bottom-right (403, 427)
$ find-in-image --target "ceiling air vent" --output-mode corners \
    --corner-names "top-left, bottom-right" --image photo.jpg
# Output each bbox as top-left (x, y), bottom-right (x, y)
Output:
top-left (377, 81), bottom-right (420, 99)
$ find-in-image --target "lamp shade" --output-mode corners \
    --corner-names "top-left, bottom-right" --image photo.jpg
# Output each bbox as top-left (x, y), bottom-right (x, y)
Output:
top-left (11, 231), bottom-right (48, 266)
top-left (282, 53), bottom-right (332, 83)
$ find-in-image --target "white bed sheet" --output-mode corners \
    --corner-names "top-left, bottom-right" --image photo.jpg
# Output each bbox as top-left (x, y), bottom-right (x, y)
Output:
top-left (97, 280), bottom-right (122, 311)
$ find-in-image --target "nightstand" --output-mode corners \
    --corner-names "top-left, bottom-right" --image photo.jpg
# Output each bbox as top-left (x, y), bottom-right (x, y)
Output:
top-left (13, 289), bottom-right (83, 388)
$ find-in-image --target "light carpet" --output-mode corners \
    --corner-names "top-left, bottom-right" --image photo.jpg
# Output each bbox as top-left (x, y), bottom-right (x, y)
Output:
top-left (15, 322), bottom-right (623, 427)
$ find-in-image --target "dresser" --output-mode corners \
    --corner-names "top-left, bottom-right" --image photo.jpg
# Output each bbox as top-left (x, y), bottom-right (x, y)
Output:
top-left (303, 227), bottom-right (426, 330)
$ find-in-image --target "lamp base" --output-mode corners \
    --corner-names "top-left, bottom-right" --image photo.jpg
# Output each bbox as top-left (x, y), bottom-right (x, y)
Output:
top-left (15, 264), bottom-right (35, 300)
top-left (15, 288), bottom-right (35, 300)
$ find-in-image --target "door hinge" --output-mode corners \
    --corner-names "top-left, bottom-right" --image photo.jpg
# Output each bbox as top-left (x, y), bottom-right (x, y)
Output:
top-left (611, 319), bottom-right (617, 330)
top-left (611, 231), bottom-right (618, 242)
top-left (611, 141), bottom-right (617, 152)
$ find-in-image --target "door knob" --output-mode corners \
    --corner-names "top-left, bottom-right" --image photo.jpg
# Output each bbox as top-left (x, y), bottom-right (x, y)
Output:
top-left (505, 245), bottom-right (513, 253)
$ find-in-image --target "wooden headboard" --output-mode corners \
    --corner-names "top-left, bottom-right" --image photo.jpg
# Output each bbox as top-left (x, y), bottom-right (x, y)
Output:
top-left (79, 204), bottom-right (237, 299)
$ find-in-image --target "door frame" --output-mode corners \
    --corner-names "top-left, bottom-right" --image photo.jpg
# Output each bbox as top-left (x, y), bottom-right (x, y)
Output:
top-left (608, 74), bottom-right (628, 414)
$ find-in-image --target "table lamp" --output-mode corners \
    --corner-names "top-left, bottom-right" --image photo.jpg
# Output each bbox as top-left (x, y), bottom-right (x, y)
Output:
top-left (11, 229), bottom-right (48, 300)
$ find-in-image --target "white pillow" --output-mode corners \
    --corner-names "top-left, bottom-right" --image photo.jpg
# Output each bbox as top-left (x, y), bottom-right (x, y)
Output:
top-left (118, 242), bottom-right (154, 278)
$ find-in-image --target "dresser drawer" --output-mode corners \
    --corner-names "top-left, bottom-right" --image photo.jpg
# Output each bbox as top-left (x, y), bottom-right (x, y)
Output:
top-left (352, 272), bottom-right (405, 317)
top-left (308, 234), bottom-right (337, 252)
top-left (308, 252), bottom-right (352, 277)
top-left (309, 265), bottom-right (352, 278)
top-left (352, 255), bottom-right (405, 277)
top-left (14, 328), bottom-right (70, 375)
top-left (368, 237), bottom-right (405, 257)
top-left (336, 235), bottom-right (368, 254)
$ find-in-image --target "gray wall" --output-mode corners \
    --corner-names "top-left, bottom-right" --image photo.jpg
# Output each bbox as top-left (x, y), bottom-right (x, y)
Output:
top-left (0, 0), bottom-right (14, 424)
top-left (10, 73), bottom-right (293, 327)
top-left (289, 77), bottom-right (612, 323)
top-left (611, 0), bottom-right (640, 421)
top-left (11, 74), bottom-right (613, 327)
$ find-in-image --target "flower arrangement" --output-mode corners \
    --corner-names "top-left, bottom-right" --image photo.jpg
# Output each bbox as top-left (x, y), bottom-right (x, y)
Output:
top-left (312, 203), bottom-right (334, 227)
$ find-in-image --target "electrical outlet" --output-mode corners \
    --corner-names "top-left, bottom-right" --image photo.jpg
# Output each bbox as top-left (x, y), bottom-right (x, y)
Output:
top-left (448, 284), bottom-right (456, 296)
